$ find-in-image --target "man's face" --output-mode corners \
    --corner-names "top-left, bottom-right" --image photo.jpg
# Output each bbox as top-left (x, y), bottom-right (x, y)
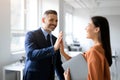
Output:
top-left (42, 14), bottom-right (58, 33)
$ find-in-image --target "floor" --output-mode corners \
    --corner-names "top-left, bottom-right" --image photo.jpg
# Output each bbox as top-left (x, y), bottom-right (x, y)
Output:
top-left (110, 57), bottom-right (120, 80)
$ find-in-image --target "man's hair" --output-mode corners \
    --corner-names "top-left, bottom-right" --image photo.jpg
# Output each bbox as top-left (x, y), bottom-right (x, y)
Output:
top-left (44, 10), bottom-right (57, 16)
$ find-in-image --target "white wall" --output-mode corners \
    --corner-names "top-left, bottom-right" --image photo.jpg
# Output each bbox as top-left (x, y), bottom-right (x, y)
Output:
top-left (106, 15), bottom-right (120, 50)
top-left (0, 0), bottom-right (25, 80)
top-left (72, 8), bottom-right (120, 52)
top-left (106, 15), bottom-right (120, 79)
top-left (72, 9), bottom-right (92, 51)
top-left (0, 0), bottom-right (65, 80)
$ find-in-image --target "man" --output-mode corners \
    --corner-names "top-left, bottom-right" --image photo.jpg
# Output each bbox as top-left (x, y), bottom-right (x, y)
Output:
top-left (23, 10), bottom-right (64, 80)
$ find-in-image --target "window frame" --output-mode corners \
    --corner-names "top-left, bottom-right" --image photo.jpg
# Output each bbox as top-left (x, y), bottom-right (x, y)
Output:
top-left (64, 12), bottom-right (73, 45)
top-left (10, 0), bottom-right (41, 54)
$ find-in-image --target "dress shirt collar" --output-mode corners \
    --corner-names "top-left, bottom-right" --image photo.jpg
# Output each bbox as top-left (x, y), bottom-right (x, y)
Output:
top-left (41, 27), bottom-right (51, 40)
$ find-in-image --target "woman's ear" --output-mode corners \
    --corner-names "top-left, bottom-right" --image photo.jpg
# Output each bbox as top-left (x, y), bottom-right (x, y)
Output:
top-left (95, 27), bottom-right (100, 32)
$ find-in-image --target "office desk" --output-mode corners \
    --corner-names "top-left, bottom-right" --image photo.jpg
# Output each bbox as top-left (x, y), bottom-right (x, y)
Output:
top-left (67, 51), bottom-right (83, 57)
top-left (3, 62), bottom-right (24, 80)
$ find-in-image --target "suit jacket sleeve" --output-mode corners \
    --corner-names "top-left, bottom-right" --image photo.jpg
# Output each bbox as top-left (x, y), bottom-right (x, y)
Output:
top-left (25, 31), bottom-right (55, 61)
top-left (55, 50), bottom-right (65, 80)
top-left (25, 30), bottom-right (65, 80)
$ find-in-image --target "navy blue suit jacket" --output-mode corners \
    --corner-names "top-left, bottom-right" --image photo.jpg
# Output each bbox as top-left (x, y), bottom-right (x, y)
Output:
top-left (24, 28), bottom-right (64, 80)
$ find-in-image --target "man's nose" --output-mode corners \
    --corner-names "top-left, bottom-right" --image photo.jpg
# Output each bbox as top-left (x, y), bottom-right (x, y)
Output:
top-left (53, 21), bottom-right (57, 25)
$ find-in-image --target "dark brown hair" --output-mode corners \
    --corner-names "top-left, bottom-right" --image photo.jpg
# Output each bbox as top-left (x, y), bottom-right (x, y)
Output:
top-left (44, 10), bottom-right (57, 16)
top-left (91, 16), bottom-right (112, 66)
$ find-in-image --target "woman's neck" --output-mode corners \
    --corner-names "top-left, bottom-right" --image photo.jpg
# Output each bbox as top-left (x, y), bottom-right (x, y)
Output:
top-left (93, 38), bottom-right (101, 46)
top-left (93, 40), bottom-right (101, 46)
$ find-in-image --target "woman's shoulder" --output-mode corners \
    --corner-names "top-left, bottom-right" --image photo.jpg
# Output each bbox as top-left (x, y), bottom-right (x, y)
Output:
top-left (84, 45), bottom-right (105, 60)
top-left (92, 44), bottom-right (104, 54)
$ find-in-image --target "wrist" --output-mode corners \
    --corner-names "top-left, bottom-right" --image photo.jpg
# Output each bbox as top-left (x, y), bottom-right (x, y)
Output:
top-left (54, 46), bottom-right (57, 51)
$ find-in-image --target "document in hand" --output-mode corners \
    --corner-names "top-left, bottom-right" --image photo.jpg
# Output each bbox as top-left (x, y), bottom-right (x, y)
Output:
top-left (62, 53), bottom-right (88, 80)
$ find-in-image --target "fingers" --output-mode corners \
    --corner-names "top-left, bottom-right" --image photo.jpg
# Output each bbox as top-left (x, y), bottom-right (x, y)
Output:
top-left (57, 31), bottom-right (63, 42)
top-left (54, 31), bottom-right (63, 51)
top-left (64, 68), bottom-right (71, 80)
top-left (64, 68), bottom-right (70, 75)
top-left (56, 31), bottom-right (63, 44)
top-left (60, 40), bottom-right (64, 54)
top-left (67, 68), bottom-right (70, 74)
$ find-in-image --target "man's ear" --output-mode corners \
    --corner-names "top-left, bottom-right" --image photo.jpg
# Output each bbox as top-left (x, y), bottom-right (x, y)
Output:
top-left (42, 17), bottom-right (45, 23)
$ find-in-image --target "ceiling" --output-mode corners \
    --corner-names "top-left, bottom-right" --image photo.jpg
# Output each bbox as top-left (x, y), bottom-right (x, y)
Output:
top-left (64, 0), bottom-right (120, 9)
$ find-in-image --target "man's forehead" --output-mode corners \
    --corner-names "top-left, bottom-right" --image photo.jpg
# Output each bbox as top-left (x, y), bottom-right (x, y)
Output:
top-left (44, 13), bottom-right (57, 17)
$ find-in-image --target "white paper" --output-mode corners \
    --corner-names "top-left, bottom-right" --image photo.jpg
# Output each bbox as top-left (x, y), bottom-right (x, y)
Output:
top-left (62, 53), bottom-right (88, 80)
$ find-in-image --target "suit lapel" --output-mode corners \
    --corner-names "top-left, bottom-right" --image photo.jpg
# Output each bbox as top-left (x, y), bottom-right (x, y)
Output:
top-left (37, 28), bottom-right (48, 47)
top-left (38, 28), bottom-right (57, 47)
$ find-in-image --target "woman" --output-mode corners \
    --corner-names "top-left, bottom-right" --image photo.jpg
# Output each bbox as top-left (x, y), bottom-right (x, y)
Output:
top-left (60, 16), bottom-right (112, 80)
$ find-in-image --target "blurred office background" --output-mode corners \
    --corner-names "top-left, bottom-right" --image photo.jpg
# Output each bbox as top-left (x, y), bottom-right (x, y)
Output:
top-left (0, 0), bottom-right (120, 80)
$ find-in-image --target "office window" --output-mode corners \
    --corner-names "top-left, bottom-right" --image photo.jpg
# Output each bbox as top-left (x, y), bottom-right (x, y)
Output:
top-left (65, 12), bottom-right (73, 44)
top-left (10, 0), bottom-right (39, 54)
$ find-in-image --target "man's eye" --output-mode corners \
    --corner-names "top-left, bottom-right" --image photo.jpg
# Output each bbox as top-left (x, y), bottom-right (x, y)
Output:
top-left (50, 19), bottom-right (53, 22)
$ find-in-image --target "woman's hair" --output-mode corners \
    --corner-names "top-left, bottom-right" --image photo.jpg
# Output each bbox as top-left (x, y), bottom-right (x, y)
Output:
top-left (91, 16), bottom-right (112, 66)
